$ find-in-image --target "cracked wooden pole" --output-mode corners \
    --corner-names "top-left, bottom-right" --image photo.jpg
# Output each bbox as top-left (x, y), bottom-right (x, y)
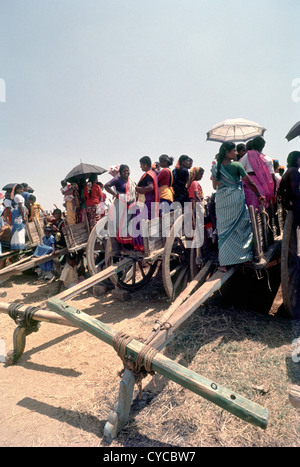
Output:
top-left (47, 296), bottom-right (269, 435)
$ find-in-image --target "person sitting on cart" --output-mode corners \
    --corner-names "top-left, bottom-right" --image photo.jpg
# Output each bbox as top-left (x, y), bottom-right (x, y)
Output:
top-left (51, 208), bottom-right (66, 251)
top-left (278, 151), bottom-right (300, 226)
top-left (34, 226), bottom-right (56, 280)
top-left (129, 156), bottom-right (160, 252)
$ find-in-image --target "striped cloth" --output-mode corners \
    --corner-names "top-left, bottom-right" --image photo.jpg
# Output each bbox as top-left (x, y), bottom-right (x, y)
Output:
top-left (212, 165), bottom-right (253, 267)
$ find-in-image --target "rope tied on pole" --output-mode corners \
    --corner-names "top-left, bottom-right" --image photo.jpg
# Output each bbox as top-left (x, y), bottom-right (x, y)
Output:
top-left (8, 302), bottom-right (40, 332)
top-left (112, 330), bottom-right (158, 399)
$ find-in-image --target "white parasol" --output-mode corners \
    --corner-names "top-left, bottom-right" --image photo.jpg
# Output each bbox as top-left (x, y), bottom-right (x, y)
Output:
top-left (206, 118), bottom-right (266, 143)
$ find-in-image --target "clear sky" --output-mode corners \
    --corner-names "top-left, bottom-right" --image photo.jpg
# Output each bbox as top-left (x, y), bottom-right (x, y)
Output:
top-left (1, 0), bottom-right (299, 210)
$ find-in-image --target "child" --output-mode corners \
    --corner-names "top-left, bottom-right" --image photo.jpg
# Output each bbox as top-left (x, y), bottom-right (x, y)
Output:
top-left (61, 180), bottom-right (76, 225)
top-left (34, 226), bottom-right (55, 280)
top-left (28, 195), bottom-right (45, 221)
top-left (56, 253), bottom-right (79, 292)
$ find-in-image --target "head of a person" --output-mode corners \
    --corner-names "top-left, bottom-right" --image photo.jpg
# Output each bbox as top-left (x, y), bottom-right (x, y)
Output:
top-left (28, 194), bottom-right (36, 204)
top-left (61, 180), bottom-right (67, 187)
top-left (196, 167), bottom-right (205, 180)
top-left (252, 136), bottom-right (265, 152)
top-left (218, 141), bottom-right (236, 162)
top-left (139, 156), bottom-right (152, 172)
top-left (273, 159), bottom-right (280, 172)
top-left (187, 157), bottom-right (193, 168)
top-left (53, 208), bottom-right (62, 220)
top-left (246, 140), bottom-right (253, 151)
top-left (287, 151), bottom-right (300, 169)
top-left (178, 155), bottom-right (191, 169)
top-left (22, 183), bottom-right (29, 191)
top-left (15, 184), bottom-right (23, 194)
top-left (159, 154), bottom-right (174, 168)
top-left (151, 162), bottom-right (160, 171)
top-left (68, 253), bottom-right (77, 267)
top-left (236, 143), bottom-right (247, 160)
top-left (278, 165), bottom-right (285, 176)
top-left (119, 164), bottom-right (130, 180)
top-left (44, 226), bottom-right (53, 237)
top-left (89, 174), bottom-right (98, 184)
top-left (215, 142), bottom-right (236, 180)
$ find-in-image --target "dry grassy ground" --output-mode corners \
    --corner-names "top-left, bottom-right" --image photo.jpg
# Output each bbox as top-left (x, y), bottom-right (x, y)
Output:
top-left (0, 264), bottom-right (299, 447)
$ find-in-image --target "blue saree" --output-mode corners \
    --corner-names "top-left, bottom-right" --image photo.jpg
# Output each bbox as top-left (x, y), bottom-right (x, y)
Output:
top-left (10, 195), bottom-right (26, 250)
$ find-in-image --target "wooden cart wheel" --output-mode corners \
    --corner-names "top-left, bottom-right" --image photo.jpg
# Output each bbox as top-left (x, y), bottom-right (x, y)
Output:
top-left (86, 216), bottom-right (108, 276)
top-left (104, 237), bottom-right (158, 290)
top-left (162, 214), bottom-right (191, 301)
top-left (281, 211), bottom-right (300, 319)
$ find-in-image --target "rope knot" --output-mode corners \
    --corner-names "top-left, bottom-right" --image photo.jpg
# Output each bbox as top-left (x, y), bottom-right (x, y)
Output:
top-left (112, 331), bottom-right (158, 399)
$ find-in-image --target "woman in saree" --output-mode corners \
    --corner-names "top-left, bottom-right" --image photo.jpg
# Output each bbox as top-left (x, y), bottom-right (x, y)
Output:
top-left (211, 142), bottom-right (265, 272)
top-left (83, 174), bottom-right (104, 230)
top-left (130, 156), bottom-right (160, 252)
top-left (10, 184), bottom-right (27, 251)
top-left (239, 136), bottom-right (275, 211)
top-left (157, 154), bottom-right (174, 213)
top-left (104, 164), bottom-right (136, 253)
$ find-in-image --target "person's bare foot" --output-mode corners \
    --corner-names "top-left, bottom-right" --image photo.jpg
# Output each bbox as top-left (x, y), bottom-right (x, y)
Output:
top-left (218, 266), bottom-right (227, 272)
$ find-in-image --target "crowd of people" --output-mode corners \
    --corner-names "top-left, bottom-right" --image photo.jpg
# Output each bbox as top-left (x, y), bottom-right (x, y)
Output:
top-left (0, 138), bottom-right (299, 288)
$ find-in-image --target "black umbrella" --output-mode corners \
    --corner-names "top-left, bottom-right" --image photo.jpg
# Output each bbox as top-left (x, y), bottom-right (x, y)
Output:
top-left (285, 121), bottom-right (300, 142)
top-left (64, 162), bottom-right (107, 182)
top-left (2, 183), bottom-right (34, 193)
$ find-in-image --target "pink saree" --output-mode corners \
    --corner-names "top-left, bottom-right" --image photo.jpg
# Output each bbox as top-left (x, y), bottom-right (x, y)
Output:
top-left (243, 150), bottom-right (274, 210)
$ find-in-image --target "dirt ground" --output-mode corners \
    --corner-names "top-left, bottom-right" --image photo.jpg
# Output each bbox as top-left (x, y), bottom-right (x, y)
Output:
top-left (0, 264), bottom-right (299, 447)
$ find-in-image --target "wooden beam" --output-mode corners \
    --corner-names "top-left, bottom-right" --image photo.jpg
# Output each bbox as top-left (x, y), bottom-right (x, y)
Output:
top-left (147, 266), bottom-right (238, 350)
top-left (0, 248), bottom-right (68, 283)
top-left (0, 301), bottom-right (75, 327)
top-left (46, 297), bottom-right (269, 429)
top-left (53, 257), bottom-right (134, 302)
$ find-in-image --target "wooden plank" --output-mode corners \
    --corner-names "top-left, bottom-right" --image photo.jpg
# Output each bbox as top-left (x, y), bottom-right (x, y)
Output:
top-left (46, 297), bottom-right (269, 429)
top-left (53, 257), bottom-right (134, 302)
top-left (0, 248), bottom-right (68, 283)
top-left (149, 266), bottom-right (239, 350)
top-left (150, 260), bottom-right (214, 333)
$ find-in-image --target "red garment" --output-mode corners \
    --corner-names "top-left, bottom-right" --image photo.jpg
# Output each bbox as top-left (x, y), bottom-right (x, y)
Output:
top-left (157, 168), bottom-right (172, 186)
top-left (83, 183), bottom-right (103, 206)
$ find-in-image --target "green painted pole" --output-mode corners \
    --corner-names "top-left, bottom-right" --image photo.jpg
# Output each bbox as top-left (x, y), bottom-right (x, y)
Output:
top-left (47, 297), bottom-right (269, 429)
